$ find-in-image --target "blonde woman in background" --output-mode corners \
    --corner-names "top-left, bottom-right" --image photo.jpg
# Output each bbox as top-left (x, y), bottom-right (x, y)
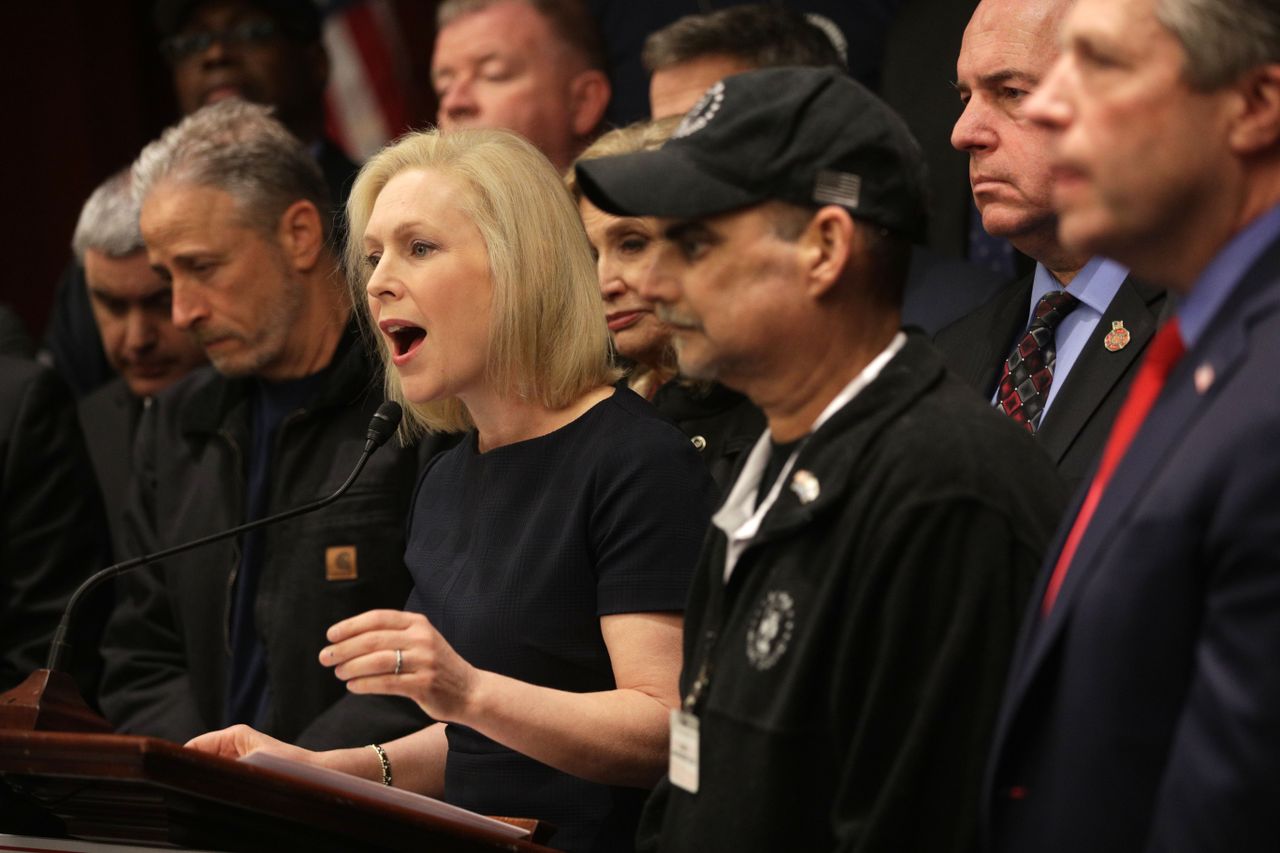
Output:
top-left (567, 120), bottom-right (764, 494)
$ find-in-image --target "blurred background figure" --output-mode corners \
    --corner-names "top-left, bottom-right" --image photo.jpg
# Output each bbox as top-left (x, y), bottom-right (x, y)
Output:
top-left (430, 0), bottom-right (612, 171)
top-left (1, 356), bottom-right (111, 697)
top-left (641, 3), bottom-right (846, 118)
top-left (0, 306), bottom-right (33, 358)
top-left (567, 118), bottom-right (765, 493)
top-left (71, 169), bottom-right (208, 549)
top-left (155, 0), bottom-right (359, 199)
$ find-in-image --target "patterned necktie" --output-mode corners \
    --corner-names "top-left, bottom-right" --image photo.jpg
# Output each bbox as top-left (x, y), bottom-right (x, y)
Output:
top-left (1040, 319), bottom-right (1186, 616)
top-left (997, 290), bottom-right (1081, 432)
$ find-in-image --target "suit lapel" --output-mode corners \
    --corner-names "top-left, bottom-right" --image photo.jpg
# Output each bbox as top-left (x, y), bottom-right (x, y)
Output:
top-left (1037, 278), bottom-right (1164, 465)
top-left (960, 276), bottom-right (1034, 396)
top-left (1007, 242), bottom-right (1280, 706)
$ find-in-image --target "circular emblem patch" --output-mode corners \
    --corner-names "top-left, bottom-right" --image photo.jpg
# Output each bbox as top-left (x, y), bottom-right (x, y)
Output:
top-left (673, 81), bottom-right (726, 139)
top-left (745, 590), bottom-right (796, 671)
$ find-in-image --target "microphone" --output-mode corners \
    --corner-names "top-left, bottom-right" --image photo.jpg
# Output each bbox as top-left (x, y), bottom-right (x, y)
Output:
top-left (43, 401), bottom-right (404, 674)
top-left (365, 399), bottom-right (402, 453)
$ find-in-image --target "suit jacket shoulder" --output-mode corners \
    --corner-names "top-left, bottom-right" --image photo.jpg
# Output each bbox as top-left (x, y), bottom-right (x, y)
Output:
top-left (933, 274), bottom-right (1034, 397)
top-left (1036, 277), bottom-right (1167, 489)
top-left (934, 273), bottom-right (1169, 493)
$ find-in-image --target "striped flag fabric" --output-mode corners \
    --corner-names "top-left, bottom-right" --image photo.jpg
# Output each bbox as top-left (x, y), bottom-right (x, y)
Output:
top-left (318, 0), bottom-right (416, 161)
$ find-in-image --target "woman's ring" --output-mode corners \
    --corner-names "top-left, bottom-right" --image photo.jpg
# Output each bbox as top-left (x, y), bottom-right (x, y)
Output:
top-left (394, 648), bottom-right (403, 676)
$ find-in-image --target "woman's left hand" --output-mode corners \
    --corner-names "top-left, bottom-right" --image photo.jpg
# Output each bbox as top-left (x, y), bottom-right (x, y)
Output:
top-left (320, 609), bottom-right (479, 723)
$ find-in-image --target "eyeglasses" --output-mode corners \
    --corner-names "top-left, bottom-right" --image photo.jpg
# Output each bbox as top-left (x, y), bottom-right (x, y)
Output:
top-left (160, 19), bottom-right (281, 63)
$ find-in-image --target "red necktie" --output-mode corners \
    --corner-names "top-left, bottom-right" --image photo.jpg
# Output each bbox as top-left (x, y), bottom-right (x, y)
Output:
top-left (1040, 319), bottom-right (1187, 616)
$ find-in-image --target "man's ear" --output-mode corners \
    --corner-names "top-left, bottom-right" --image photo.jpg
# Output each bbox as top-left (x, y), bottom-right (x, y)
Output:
top-left (1228, 63), bottom-right (1280, 154)
top-left (800, 206), bottom-right (855, 299)
top-left (276, 199), bottom-right (327, 273)
top-left (568, 69), bottom-right (612, 138)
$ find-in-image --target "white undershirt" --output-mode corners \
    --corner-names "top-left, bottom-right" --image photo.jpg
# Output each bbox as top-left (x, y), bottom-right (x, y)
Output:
top-left (712, 332), bottom-right (907, 583)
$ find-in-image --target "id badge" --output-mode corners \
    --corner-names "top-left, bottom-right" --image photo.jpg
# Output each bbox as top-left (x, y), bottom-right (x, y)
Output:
top-left (669, 709), bottom-right (700, 794)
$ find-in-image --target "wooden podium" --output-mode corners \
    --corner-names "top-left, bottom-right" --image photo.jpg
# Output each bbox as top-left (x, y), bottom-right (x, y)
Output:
top-left (0, 729), bottom-right (554, 852)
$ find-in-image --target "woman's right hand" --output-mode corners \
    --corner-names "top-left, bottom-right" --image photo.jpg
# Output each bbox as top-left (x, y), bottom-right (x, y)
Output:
top-left (186, 724), bottom-right (317, 764)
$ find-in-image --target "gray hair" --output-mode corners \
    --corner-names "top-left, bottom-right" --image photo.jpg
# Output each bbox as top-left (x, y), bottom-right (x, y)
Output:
top-left (71, 168), bottom-right (143, 264)
top-left (131, 99), bottom-right (333, 240)
top-left (437, 0), bottom-right (607, 71)
top-left (1155, 0), bottom-right (1280, 89)
top-left (564, 116), bottom-right (680, 201)
top-left (642, 4), bottom-right (846, 74)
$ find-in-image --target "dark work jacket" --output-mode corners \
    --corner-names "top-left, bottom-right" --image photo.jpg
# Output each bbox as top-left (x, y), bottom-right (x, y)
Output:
top-left (78, 376), bottom-right (142, 556)
top-left (0, 305), bottom-right (32, 358)
top-left (650, 380), bottom-right (765, 499)
top-left (639, 334), bottom-right (1067, 853)
top-left (934, 272), bottom-right (1169, 495)
top-left (98, 328), bottom-right (436, 747)
top-left (0, 357), bottom-right (111, 695)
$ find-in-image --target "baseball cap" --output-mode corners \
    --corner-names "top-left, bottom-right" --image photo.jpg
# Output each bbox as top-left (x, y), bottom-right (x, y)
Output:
top-left (575, 66), bottom-right (928, 241)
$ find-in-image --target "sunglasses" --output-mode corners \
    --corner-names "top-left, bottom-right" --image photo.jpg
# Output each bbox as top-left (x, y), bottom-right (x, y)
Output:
top-left (161, 19), bottom-right (281, 63)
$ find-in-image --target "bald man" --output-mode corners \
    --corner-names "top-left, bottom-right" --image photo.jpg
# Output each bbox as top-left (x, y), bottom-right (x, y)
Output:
top-left (934, 0), bottom-right (1168, 493)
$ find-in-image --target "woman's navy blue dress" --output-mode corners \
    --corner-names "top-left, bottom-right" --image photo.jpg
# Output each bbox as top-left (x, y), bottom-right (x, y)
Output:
top-left (404, 389), bottom-right (714, 852)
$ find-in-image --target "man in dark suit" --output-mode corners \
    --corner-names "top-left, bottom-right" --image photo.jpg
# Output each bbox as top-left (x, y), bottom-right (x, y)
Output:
top-left (0, 358), bottom-right (111, 694)
top-left (986, 0), bottom-right (1280, 849)
top-left (935, 0), bottom-right (1168, 492)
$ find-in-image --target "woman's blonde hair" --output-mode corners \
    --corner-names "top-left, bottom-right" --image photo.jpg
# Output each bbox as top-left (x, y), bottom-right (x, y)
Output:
top-left (346, 127), bottom-right (618, 435)
top-left (565, 117), bottom-right (683, 395)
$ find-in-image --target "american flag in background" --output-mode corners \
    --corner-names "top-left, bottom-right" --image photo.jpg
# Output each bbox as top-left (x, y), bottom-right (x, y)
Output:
top-left (317, 0), bottom-right (417, 161)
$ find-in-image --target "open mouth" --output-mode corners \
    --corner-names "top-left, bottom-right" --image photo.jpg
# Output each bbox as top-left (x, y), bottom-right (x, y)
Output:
top-left (383, 323), bottom-right (427, 359)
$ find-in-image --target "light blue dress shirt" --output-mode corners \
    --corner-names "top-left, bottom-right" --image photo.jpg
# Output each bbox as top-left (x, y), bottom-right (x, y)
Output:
top-left (1178, 202), bottom-right (1280, 348)
top-left (996, 257), bottom-right (1130, 418)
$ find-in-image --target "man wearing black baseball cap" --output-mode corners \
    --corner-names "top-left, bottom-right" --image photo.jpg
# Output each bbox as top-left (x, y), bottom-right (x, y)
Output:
top-left (577, 66), bottom-right (1067, 853)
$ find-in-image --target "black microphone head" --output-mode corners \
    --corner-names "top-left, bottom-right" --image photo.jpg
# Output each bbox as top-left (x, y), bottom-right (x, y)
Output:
top-left (366, 401), bottom-right (404, 451)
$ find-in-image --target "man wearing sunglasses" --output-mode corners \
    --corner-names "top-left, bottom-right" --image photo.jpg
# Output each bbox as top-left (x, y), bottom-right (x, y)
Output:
top-left (154, 0), bottom-right (356, 205)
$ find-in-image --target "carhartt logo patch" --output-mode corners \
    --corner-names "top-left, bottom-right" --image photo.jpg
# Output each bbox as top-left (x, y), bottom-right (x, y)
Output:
top-left (325, 545), bottom-right (358, 581)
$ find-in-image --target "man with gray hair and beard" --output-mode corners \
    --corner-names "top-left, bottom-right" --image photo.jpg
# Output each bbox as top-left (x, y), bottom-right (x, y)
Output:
top-left (984, 0), bottom-right (1280, 849)
top-left (98, 99), bottom-right (429, 749)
